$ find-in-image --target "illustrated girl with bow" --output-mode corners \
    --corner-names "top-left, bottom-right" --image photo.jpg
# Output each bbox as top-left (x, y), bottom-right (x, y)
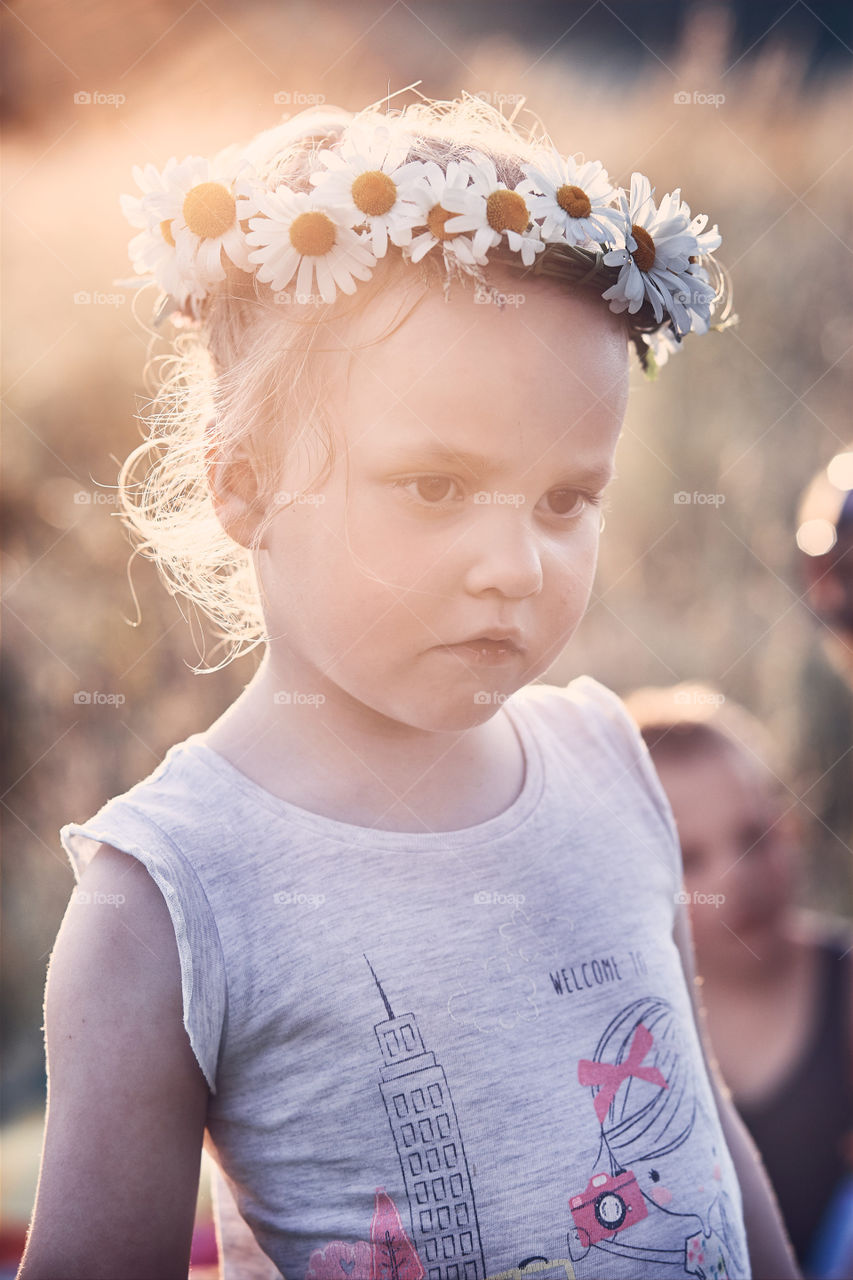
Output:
top-left (568, 996), bottom-right (748, 1279)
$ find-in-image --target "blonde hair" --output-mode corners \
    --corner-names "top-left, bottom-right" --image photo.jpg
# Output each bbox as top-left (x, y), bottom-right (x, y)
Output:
top-left (117, 94), bottom-right (628, 672)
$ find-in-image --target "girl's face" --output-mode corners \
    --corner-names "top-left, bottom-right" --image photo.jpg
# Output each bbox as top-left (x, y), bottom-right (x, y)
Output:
top-left (256, 275), bottom-right (629, 733)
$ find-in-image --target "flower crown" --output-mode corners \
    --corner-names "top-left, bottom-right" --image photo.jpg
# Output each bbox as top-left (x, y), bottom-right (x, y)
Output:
top-left (119, 116), bottom-right (734, 377)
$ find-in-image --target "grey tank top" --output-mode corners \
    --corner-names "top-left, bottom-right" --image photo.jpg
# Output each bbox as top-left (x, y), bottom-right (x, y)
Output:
top-left (60, 675), bottom-right (751, 1280)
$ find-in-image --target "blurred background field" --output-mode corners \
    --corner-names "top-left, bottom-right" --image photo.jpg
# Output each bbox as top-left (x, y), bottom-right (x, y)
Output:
top-left (2, 0), bottom-right (852, 1273)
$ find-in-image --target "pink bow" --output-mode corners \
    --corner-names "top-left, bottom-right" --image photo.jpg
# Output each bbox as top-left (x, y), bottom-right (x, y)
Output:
top-left (578, 1023), bottom-right (669, 1123)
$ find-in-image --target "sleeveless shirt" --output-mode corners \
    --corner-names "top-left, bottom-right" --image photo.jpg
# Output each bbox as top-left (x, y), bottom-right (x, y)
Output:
top-left (59, 675), bottom-right (751, 1280)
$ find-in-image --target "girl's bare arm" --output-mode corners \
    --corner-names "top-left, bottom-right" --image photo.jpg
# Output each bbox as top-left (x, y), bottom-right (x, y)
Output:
top-left (673, 899), bottom-right (802, 1280)
top-left (17, 844), bottom-right (210, 1280)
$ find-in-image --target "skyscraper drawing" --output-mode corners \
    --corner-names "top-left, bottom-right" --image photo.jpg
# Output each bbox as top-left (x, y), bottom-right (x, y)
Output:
top-left (366, 956), bottom-right (487, 1280)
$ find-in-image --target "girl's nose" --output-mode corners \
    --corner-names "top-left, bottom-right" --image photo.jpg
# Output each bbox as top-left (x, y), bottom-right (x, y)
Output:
top-left (462, 510), bottom-right (544, 598)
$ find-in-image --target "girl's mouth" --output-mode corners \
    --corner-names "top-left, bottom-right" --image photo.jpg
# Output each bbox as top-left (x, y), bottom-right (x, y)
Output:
top-left (439, 637), bottom-right (523, 664)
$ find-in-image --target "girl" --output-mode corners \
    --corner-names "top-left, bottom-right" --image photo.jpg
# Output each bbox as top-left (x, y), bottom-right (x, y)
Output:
top-left (19, 96), bottom-right (799, 1280)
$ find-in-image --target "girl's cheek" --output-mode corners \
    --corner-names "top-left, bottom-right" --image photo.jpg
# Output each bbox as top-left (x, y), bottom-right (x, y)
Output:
top-left (649, 1185), bottom-right (674, 1207)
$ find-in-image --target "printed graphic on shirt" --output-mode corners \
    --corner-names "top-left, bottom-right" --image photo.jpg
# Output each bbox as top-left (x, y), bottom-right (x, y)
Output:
top-left (568, 997), bottom-right (748, 1280)
top-left (303, 959), bottom-right (747, 1280)
top-left (305, 1190), bottom-right (424, 1279)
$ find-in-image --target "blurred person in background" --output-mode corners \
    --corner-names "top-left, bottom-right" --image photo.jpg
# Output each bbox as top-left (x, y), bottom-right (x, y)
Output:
top-left (625, 682), bottom-right (853, 1279)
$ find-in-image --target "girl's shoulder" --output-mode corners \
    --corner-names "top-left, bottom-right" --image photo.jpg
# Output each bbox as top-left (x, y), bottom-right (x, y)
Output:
top-left (60, 732), bottom-right (228, 876)
top-left (511, 673), bottom-right (682, 856)
top-left (509, 672), bottom-right (649, 757)
top-left (58, 733), bottom-right (229, 1095)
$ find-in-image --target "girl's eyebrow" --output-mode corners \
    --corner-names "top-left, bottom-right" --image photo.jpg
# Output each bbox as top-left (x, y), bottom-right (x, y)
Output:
top-left (380, 443), bottom-right (616, 487)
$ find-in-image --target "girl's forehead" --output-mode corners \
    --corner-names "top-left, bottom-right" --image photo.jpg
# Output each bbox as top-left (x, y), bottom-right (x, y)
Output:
top-left (328, 275), bottom-right (629, 440)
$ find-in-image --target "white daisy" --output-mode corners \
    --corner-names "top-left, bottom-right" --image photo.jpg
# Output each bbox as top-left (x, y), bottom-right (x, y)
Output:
top-left (403, 160), bottom-right (480, 266)
top-left (440, 153), bottom-right (544, 267)
top-left (642, 325), bottom-right (684, 372)
top-left (656, 191), bottom-right (722, 333)
top-left (519, 150), bottom-right (624, 247)
top-left (600, 173), bottom-right (701, 335)
top-left (119, 156), bottom-right (218, 315)
top-left (137, 154), bottom-right (257, 296)
top-left (309, 123), bottom-right (423, 258)
top-left (244, 186), bottom-right (376, 304)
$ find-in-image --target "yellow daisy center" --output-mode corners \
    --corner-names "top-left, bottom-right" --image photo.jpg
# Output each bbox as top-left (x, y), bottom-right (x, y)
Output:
top-left (630, 224), bottom-right (656, 273)
top-left (351, 170), bottom-right (397, 217)
top-left (289, 210), bottom-right (337, 256)
top-left (486, 189), bottom-right (529, 235)
top-left (182, 182), bottom-right (237, 240)
top-left (160, 219), bottom-right (176, 247)
top-left (556, 184), bottom-right (592, 219)
top-left (426, 204), bottom-right (461, 241)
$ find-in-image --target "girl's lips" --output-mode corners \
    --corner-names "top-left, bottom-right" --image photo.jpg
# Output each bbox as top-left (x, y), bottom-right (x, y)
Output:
top-left (439, 638), bottom-right (523, 665)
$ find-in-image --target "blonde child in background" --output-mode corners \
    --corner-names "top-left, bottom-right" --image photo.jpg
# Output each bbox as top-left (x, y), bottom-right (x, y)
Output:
top-left (625, 682), bottom-right (853, 1280)
top-left (19, 97), bottom-right (799, 1280)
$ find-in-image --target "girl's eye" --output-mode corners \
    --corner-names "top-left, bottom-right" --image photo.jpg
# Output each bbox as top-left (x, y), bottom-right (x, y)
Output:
top-left (542, 487), bottom-right (599, 519)
top-left (393, 475), bottom-right (461, 504)
top-left (392, 477), bottom-right (602, 517)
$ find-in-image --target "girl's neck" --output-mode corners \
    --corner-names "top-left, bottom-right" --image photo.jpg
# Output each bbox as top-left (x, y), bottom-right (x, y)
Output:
top-left (200, 654), bottom-right (527, 832)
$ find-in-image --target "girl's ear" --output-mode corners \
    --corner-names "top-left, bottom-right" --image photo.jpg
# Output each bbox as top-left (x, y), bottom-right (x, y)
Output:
top-left (204, 421), bottom-right (267, 550)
